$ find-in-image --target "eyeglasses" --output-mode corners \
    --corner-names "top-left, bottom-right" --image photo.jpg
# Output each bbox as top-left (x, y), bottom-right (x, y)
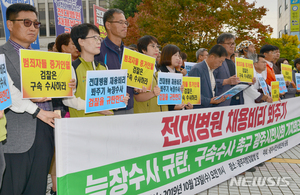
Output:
top-left (10, 19), bottom-right (41, 29)
top-left (223, 42), bottom-right (236, 47)
top-left (108, 20), bottom-right (129, 27)
top-left (149, 44), bottom-right (161, 49)
top-left (85, 35), bottom-right (103, 42)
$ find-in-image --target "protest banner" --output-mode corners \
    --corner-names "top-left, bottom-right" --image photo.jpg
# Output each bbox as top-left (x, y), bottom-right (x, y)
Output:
top-left (0, 54), bottom-right (11, 110)
top-left (182, 77), bottom-right (200, 105)
top-left (55, 97), bottom-right (300, 195)
top-left (85, 69), bottom-right (127, 113)
top-left (291, 2), bottom-right (300, 32)
top-left (295, 73), bottom-right (300, 90)
top-left (271, 81), bottom-right (280, 102)
top-left (275, 74), bottom-right (288, 93)
top-left (184, 62), bottom-right (196, 76)
top-left (20, 49), bottom-right (72, 99)
top-left (157, 72), bottom-right (182, 105)
top-left (93, 5), bottom-right (107, 39)
top-left (215, 84), bottom-right (249, 100)
top-left (235, 57), bottom-right (254, 83)
top-left (0, 0), bottom-right (40, 49)
top-left (121, 48), bottom-right (155, 90)
top-left (257, 73), bottom-right (270, 96)
top-left (281, 64), bottom-right (293, 82)
top-left (53, 0), bottom-right (84, 35)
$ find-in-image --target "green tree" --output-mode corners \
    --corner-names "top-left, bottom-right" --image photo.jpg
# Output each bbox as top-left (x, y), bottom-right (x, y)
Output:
top-left (125, 0), bottom-right (272, 62)
top-left (110, 0), bottom-right (142, 18)
top-left (265, 34), bottom-right (300, 65)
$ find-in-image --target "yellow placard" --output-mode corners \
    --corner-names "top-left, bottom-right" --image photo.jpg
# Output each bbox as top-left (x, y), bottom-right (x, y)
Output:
top-left (281, 64), bottom-right (292, 82)
top-left (182, 77), bottom-right (201, 105)
top-left (20, 49), bottom-right (72, 99)
top-left (121, 48), bottom-right (155, 90)
top-left (235, 57), bottom-right (254, 83)
top-left (291, 4), bottom-right (300, 32)
top-left (271, 81), bottom-right (280, 102)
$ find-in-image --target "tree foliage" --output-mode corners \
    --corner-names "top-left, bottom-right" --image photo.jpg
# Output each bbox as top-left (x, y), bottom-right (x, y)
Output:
top-left (265, 34), bottom-right (300, 65)
top-left (110, 0), bottom-right (142, 18)
top-left (124, 0), bottom-right (272, 62)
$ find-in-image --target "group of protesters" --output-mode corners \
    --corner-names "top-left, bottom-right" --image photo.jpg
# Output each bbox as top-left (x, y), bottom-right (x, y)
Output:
top-left (0, 3), bottom-right (300, 195)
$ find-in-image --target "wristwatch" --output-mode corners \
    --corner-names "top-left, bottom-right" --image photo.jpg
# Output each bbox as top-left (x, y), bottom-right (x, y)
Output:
top-left (32, 107), bottom-right (41, 119)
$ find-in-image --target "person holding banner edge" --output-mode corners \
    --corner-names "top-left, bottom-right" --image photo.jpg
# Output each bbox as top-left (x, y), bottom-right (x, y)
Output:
top-left (0, 3), bottom-right (76, 194)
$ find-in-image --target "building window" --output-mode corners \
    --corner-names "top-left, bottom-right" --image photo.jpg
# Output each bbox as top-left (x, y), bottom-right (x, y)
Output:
top-left (0, 9), bottom-right (5, 38)
top-left (279, 31), bottom-right (283, 38)
top-left (279, 5), bottom-right (282, 18)
top-left (48, 3), bottom-right (55, 36)
top-left (285, 0), bottom-right (288, 10)
top-left (89, 0), bottom-right (96, 24)
top-left (39, 3), bottom-right (46, 36)
top-left (284, 24), bottom-right (288, 34)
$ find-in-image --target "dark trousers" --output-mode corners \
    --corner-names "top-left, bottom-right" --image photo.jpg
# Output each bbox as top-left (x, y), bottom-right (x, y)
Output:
top-left (0, 119), bottom-right (54, 195)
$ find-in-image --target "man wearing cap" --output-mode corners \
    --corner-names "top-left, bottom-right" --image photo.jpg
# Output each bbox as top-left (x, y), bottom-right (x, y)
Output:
top-left (236, 40), bottom-right (256, 59)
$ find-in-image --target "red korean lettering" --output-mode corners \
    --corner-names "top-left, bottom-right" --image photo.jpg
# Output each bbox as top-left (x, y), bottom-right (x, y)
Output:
top-left (257, 106), bottom-right (267, 126)
top-left (64, 9), bottom-right (70, 18)
top-left (179, 115), bottom-right (189, 143)
top-left (35, 59), bottom-right (42, 68)
top-left (57, 8), bottom-right (64, 16)
top-left (210, 111), bottom-right (224, 137)
top-left (75, 12), bottom-right (81, 20)
top-left (124, 55), bottom-right (128, 62)
top-left (42, 59), bottom-right (47, 69)
top-left (248, 107), bottom-right (258, 128)
top-left (237, 108), bottom-right (249, 131)
top-left (187, 114), bottom-right (197, 142)
top-left (66, 61), bottom-right (70, 70)
top-left (55, 60), bottom-right (61, 69)
top-left (195, 112), bottom-right (211, 140)
top-left (23, 58), bottom-right (29, 67)
top-left (226, 109), bottom-right (239, 133)
top-left (267, 104), bottom-right (274, 124)
top-left (161, 116), bottom-right (180, 147)
top-left (58, 17), bottom-right (65, 26)
top-left (30, 58), bottom-right (35, 68)
top-left (50, 60), bottom-right (55, 69)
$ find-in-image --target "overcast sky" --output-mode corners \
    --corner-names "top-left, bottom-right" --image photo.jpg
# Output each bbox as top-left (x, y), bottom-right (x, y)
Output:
top-left (246, 0), bottom-right (278, 37)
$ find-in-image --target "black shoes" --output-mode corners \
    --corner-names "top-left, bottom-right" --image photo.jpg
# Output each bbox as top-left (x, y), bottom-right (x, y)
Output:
top-left (50, 188), bottom-right (56, 195)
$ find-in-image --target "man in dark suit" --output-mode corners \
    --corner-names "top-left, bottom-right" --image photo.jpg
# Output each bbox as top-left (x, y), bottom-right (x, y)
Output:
top-left (214, 33), bottom-right (241, 106)
top-left (189, 45), bottom-right (228, 108)
top-left (0, 3), bottom-right (61, 195)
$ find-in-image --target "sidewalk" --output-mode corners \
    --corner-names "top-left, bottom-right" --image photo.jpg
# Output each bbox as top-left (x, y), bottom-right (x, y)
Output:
top-left (46, 145), bottom-right (300, 195)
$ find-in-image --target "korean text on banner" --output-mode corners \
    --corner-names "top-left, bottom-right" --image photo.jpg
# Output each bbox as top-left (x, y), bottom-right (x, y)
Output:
top-left (157, 72), bottom-right (182, 105)
top-left (295, 73), bottom-right (300, 90)
top-left (0, 54), bottom-right (11, 110)
top-left (184, 62), bottom-right (196, 76)
top-left (93, 5), bottom-right (107, 38)
top-left (85, 69), bottom-right (127, 113)
top-left (257, 73), bottom-right (270, 95)
top-left (121, 48), bottom-right (155, 90)
top-left (235, 57), bottom-right (254, 83)
top-left (271, 81), bottom-right (280, 102)
top-left (182, 77), bottom-right (200, 105)
top-left (281, 64), bottom-right (293, 82)
top-left (55, 97), bottom-right (300, 195)
top-left (20, 50), bottom-right (72, 99)
top-left (275, 74), bottom-right (288, 93)
top-left (53, 0), bottom-right (84, 35)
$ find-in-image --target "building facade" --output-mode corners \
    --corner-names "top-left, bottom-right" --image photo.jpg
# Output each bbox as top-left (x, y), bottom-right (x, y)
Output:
top-left (278, 0), bottom-right (300, 39)
top-left (0, 0), bottom-right (109, 50)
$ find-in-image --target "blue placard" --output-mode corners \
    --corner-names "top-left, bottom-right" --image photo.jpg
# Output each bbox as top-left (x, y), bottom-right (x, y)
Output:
top-left (184, 62), bottom-right (196, 76)
top-left (275, 74), bottom-right (288, 93)
top-left (85, 69), bottom-right (127, 113)
top-left (0, 0), bottom-right (40, 49)
top-left (157, 72), bottom-right (182, 105)
top-left (257, 73), bottom-right (270, 96)
top-left (0, 54), bottom-right (12, 110)
top-left (295, 73), bottom-right (300, 90)
top-left (215, 83), bottom-right (249, 100)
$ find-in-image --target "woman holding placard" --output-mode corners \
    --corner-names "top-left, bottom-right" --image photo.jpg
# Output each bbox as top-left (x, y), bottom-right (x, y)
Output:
top-left (134, 35), bottom-right (168, 113)
top-left (159, 44), bottom-right (192, 111)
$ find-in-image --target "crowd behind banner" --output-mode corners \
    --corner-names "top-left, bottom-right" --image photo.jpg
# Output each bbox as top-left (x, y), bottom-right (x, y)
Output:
top-left (0, 3), bottom-right (300, 195)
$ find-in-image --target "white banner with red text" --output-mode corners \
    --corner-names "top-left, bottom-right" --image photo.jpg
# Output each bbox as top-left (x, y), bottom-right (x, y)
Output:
top-left (55, 97), bottom-right (300, 195)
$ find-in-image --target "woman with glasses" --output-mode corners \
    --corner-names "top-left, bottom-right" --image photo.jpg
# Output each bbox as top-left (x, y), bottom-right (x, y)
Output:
top-left (159, 44), bottom-right (193, 111)
top-left (62, 23), bottom-right (129, 117)
top-left (134, 35), bottom-right (168, 113)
